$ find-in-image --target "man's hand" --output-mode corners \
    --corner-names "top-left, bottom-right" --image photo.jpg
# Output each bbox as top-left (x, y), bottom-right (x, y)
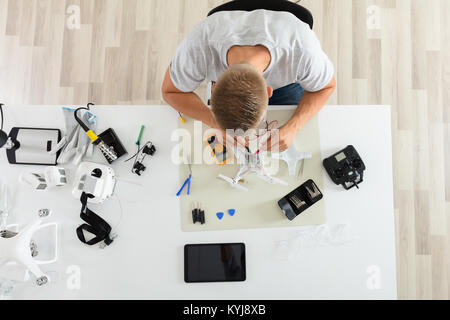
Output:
top-left (264, 123), bottom-right (297, 152)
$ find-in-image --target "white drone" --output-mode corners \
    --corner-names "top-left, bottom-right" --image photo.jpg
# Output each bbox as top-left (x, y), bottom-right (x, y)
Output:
top-left (219, 148), bottom-right (288, 192)
top-left (0, 184), bottom-right (57, 287)
top-left (217, 124), bottom-right (311, 192)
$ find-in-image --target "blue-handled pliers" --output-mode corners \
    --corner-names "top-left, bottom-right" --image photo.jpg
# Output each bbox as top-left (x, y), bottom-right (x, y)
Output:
top-left (177, 162), bottom-right (192, 196)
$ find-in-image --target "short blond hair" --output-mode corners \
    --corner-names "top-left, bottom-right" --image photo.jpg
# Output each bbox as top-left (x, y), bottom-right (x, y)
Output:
top-left (211, 63), bottom-right (268, 131)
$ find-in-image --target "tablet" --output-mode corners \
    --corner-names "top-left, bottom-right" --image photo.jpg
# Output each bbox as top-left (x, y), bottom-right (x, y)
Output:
top-left (184, 243), bottom-right (246, 283)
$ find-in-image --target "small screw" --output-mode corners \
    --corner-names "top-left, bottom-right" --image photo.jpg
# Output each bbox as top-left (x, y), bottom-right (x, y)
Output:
top-left (36, 276), bottom-right (48, 286)
top-left (38, 209), bottom-right (50, 217)
top-left (30, 240), bottom-right (39, 257)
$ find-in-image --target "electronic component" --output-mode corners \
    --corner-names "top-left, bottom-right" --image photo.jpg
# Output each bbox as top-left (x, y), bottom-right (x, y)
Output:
top-left (19, 167), bottom-right (67, 191)
top-left (72, 162), bottom-right (116, 205)
top-left (126, 125), bottom-right (157, 176)
top-left (72, 162), bottom-right (117, 247)
top-left (192, 202), bottom-right (205, 225)
top-left (131, 142), bottom-right (156, 176)
top-left (97, 128), bottom-right (128, 164)
top-left (323, 145), bottom-right (366, 190)
top-left (206, 134), bottom-right (232, 165)
top-left (278, 179), bottom-right (323, 221)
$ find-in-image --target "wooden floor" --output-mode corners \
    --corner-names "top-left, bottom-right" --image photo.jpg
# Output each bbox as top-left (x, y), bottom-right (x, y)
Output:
top-left (0, 0), bottom-right (449, 299)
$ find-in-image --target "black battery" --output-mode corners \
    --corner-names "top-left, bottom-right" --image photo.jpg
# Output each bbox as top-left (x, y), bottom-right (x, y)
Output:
top-left (278, 179), bottom-right (323, 221)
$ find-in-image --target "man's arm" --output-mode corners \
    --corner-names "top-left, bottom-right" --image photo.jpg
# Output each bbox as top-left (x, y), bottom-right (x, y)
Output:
top-left (161, 67), bottom-right (218, 129)
top-left (269, 76), bottom-right (336, 151)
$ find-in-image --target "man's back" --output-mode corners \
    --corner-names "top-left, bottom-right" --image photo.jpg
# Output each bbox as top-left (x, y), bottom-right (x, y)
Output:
top-left (170, 10), bottom-right (334, 93)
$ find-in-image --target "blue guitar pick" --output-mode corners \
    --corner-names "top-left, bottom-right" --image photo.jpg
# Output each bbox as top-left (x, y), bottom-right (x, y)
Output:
top-left (228, 209), bottom-right (236, 217)
top-left (216, 212), bottom-right (224, 220)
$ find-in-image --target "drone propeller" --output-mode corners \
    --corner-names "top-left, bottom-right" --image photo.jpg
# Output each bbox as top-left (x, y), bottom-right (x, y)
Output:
top-left (258, 174), bottom-right (288, 186)
top-left (218, 174), bottom-right (249, 192)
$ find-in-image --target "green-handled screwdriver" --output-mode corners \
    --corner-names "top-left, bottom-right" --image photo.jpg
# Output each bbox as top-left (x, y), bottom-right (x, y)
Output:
top-left (136, 125), bottom-right (145, 146)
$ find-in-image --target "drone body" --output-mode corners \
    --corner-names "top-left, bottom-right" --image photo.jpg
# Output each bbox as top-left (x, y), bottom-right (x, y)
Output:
top-left (0, 216), bottom-right (52, 286)
top-left (218, 145), bottom-right (288, 192)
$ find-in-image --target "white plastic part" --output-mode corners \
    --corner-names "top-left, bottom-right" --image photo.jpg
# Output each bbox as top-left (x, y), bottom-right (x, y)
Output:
top-left (44, 167), bottom-right (67, 188)
top-left (0, 220), bottom-right (58, 284)
top-left (272, 144), bottom-right (312, 176)
top-left (19, 172), bottom-right (47, 191)
top-left (218, 174), bottom-right (249, 192)
top-left (51, 107), bottom-right (97, 165)
top-left (219, 145), bottom-right (287, 191)
top-left (274, 224), bottom-right (356, 261)
top-left (19, 167), bottom-right (67, 191)
top-left (72, 162), bottom-right (116, 204)
top-left (0, 183), bottom-right (11, 231)
top-left (0, 216), bottom-right (57, 286)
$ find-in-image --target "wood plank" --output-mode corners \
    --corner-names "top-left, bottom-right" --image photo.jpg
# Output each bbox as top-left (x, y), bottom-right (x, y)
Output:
top-left (416, 255), bottom-right (432, 299)
top-left (352, 0), bottom-right (368, 79)
top-left (431, 236), bottom-right (449, 299)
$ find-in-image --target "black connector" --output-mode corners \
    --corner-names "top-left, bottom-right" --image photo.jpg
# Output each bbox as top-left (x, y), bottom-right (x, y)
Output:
top-left (142, 143), bottom-right (156, 156)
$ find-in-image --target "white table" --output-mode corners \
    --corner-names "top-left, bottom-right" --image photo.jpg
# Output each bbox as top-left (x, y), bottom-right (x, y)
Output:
top-left (0, 105), bottom-right (396, 300)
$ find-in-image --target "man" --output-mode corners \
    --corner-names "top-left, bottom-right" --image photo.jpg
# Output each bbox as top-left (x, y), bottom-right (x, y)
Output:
top-left (162, 1), bottom-right (336, 151)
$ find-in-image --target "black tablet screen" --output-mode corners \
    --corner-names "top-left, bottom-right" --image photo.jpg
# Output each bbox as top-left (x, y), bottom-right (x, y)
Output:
top-left (184, 243), bottom-right (246, 283)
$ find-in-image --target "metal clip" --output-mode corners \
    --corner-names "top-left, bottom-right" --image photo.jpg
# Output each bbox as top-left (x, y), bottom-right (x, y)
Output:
top-left (99, 233), bottom-right (118, 249)
top-left (289, 195), bottom-right (307, 209)
top-left (306, 183), bottom-right (321, 199)
top-left (98, 141), bottom-right (118, 163)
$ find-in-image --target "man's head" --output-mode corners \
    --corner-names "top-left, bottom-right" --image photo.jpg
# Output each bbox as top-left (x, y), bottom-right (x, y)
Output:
top-left (211, 63), bottom-right (273, 132)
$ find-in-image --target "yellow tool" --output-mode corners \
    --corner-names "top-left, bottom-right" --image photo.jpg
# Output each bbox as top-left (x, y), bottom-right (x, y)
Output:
top-left (206, 134), bottom-right (233, 165)
top-left (178, 112), bottom-right (186, 124)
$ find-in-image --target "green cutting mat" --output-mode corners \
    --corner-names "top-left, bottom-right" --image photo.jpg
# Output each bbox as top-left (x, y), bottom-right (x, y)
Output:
top-left (178, 109), bottom-right (326, 232)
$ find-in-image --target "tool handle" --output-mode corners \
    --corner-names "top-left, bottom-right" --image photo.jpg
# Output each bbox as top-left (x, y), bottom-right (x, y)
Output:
top-left (187, 176), bottom-right (191, 195)
top-left (176, 179), bottom-right (189, 197)
top-left (136, 125), bottom-right (145, 145)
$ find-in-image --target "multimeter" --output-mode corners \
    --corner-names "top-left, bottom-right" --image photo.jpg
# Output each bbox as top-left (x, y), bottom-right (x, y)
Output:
top-left (323, 145), bottom-right (366, 190)
top-left (206, 134), bottom-right (233, 165)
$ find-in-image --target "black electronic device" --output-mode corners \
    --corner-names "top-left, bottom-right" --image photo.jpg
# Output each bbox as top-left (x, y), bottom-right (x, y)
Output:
top-left (184, 243), bottom-right (246, 283)
top-left (0, 130), bottom-right (8, 148)
top-left (323, 145), bottom-right (366, 190)
top-left (278, 179), bottom-right (323, 221)
top-left (74, 104), bottom-right (128, 164)
top-left (130, 141), bottom-right (156, 176)
top-left (97, 128), bottom-right (128, 164)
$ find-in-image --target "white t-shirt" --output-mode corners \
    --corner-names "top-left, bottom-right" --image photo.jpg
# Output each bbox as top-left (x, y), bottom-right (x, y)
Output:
top-left (170, 9), bottom-right (334, 92)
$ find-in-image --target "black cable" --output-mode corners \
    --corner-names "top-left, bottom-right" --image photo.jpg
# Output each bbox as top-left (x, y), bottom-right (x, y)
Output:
top-left (124, 143), bottom-right (148, 162)
top-left (132, 143), bottom-right (141, 174)
top-left (74, 107), bottom-right (91, 132)
top-left (74, 103), bottom-right (94, 133)
top-left (0, 103), bottom-right (4, 131)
